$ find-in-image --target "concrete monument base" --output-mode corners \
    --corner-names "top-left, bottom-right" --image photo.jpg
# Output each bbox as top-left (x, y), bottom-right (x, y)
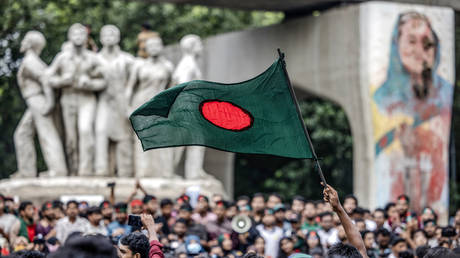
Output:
top-left (0, 177), bottom-right (228, 204)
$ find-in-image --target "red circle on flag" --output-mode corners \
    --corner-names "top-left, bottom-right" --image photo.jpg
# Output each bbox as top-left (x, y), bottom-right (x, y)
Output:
top-left (200, 100), bottom-right (253, 131)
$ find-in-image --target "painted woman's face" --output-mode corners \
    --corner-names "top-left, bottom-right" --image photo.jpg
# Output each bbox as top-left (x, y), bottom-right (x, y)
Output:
top-left (398, 18), bottom-right (436, 76)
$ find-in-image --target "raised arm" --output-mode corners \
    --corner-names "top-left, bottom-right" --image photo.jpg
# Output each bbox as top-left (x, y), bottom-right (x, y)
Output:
top-left (323, 183), bottom-right (368, 258)
top-left (141, 214), bottom-right (164, 258)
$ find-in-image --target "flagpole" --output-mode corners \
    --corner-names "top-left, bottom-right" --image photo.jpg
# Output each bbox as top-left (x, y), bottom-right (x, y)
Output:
top-left (277, 49), bottom-right (328, 187)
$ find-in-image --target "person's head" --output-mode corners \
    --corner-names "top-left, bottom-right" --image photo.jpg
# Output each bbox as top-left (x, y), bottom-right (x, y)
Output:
top-left (422, 246), bottom-right (454, 258)
top-left (114, 202), bottom-right (128, 223)
top-left (355, 218), bottom-right (367, 233)
top-left (396, 195), bottom-right (410, 216)
top-left (352, 207), bottom-right (365, 220)
top-left (100, 24), bottom-right (120, 47)
top-left (142, 195), bottom-right (158, 215)
top-left (100, 201), bottom-right (113, 220)
top-left (306, 231), bottom-right (321, 249)
top-left (20, 30), bottom-right (46, 54)
top-left (327, 242), bottom-right (363, 258)
top-left (421, 207), bottom-right (437, 223)
top-left (262, 208), bottom-right (275, 227)
top-left (292, 196), bottom-right (305, 214)
top-left (361, 230), bottom-right (375, 249)
top-left (173, 218), bottom-right (187, 237)
top-left (218, 233), bottom-right (232, 252)
top-left (214, 200), bottom-right (228, 220)
top-left (423, 219), bottom-right (437, 238)
top-left (87, 206), bottom-right (102, 226)
top-left (48, 235), bottom-right (117, 258)
top-left (385, 202), bottom-right (399, 222)
top-left (415, 245), bottom-right (430, 258)
top-left (251, 193), bottom-right (265, 212)
top-left (67, 23), bottom-right (87, 47)
top-left (279, 237), bottom-right (294, 255)
top-left (141, 23), bottom-right (152, 31)
top-left (178, 204), bottom-right (193, 221)
top-left (303, 201), bottom-right (316, 220)
top-left (41, 201), bottom-right (55, 221)
top-left (78, 201), bottom-right (89, 217)
top-left (130, 200), bottom-right (143, 215)
top-left (209, 245), bottom-right (224, 257)
top-left (197, 195), bottom-right (210, 213)
top-left (315, 200), bottom-right (327, 213)
top-left (180, 34), bottom-right (203, 56)
top-left (319, 212), bottom-right (334, 231)
top-left (273, 204), bottom-right (286, 223)
top-left (373, 208), bottom-right (386, 228)
top-left (412, 229), bottom-right (428, 247)
top-left (159, 198), bottom-right (173, 217)
top-left (145, 37), bottom-right (163, 57)
top-left (266, 193), bottom-right (282, 209)
top-left (52, 200), bottom-right (65, 220)
top-left (391, 238), bottom-right (408, 256)
top-left (66, 200), bottom-right (79, 219)
top-left (118, 232), bottom-right (149, 258)
top-left (376, 228), bottom-right (391, 248)
top-left (237, 195), bottom-right (250, 208)
top-left (343, 195), bottom-right (358, 215)
top-left (397, 12), bottom-right (437, 77)
top-left (254, 236), bottom-right (265, 254)
top-left (226, 202), bottom-right (237, 219)
top-left (185, 235), bottom-right (203, 255)
top-left (19, 201), bottom-right (35, 221)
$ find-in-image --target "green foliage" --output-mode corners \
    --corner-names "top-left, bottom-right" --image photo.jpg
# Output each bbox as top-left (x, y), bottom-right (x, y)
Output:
top-left (234, 97), bottom-right (353, 201)
top-left (0, 0), bottom-right (283, 179)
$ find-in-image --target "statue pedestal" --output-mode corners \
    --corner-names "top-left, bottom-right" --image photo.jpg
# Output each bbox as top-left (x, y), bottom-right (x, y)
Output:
top-left (0, 177), bottom-right (228, 204)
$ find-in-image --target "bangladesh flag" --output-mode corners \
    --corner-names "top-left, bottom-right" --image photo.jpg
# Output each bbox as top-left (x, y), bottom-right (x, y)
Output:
top-left (130, 57), bottom-right (313, 159)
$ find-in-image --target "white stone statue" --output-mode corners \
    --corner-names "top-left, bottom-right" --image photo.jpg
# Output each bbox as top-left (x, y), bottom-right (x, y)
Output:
top-left (47, 23), bottom-right (106, 176)
top-left (171, 34), bottom-right (211, 179)
top-left (13, 31), bottom-right (68, 178)
top-left (95, 25), bottom-right (135, 177)
top-left (126, 37), bottom-right (175, 178)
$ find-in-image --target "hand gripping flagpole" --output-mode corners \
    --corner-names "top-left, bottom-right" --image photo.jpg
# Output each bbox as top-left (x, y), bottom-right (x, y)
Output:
top-left (277, 49), bottom-right (328, 187)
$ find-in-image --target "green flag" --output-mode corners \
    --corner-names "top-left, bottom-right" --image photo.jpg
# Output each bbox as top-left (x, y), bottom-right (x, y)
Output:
top-left (130, 57), bottom-right (313, 159)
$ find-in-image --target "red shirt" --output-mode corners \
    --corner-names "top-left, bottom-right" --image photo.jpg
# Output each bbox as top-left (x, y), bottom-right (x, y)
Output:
top-left (149, 240), bottom-right (164, 258)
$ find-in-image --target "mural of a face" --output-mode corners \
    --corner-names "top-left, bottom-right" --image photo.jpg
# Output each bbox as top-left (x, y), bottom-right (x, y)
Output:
top-left (145, 37), bottom-right (163, 57)
top-left (68, 23), bottom-right (88, 47)
top-left (398, 17), bottom-right (436, 76)
top-left (100, 25), bottom-right (120, 47)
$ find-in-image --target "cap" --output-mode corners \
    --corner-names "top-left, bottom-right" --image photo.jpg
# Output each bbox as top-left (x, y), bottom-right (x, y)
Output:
top-left (131, 199), bottom-right (143, 207)
top-left (99, 201), bottom-right (111, 209)
top-left (288, 253), bottom-right (312, 258)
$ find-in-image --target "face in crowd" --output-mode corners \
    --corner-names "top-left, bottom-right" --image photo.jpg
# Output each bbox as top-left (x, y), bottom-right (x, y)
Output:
top-left (250, 195), bottom-right (265, 213)
top-left (66, 202), bottom-right (79, 220)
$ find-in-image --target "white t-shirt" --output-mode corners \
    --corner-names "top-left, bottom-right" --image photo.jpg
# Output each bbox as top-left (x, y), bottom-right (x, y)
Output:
top-left (256, 224), bottom-right (284, 258)
top-left (317, 227), bottom-right (339, 248)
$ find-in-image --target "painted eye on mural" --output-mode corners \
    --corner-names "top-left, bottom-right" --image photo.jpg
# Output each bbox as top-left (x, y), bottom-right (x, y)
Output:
top-left (422, 36), bottom-right (435, 51)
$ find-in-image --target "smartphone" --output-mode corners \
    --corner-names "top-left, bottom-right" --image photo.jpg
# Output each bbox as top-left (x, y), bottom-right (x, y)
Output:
top-left (128, 214), bottom-right (143, 231)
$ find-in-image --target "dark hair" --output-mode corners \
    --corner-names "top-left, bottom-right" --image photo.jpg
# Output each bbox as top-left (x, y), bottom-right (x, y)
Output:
top-left (142, 194), bottom-right (156, 204)
top-left (278, 237), bottom-right (294, 258)
top-left (391, 237), bottom-right (406, 247)
top-left (319, 212), bottom-right (333, 220)
top-left (422, 207), bottom-right (438, 222)
top-left (423, 246), bottom-right (454, 258)
top-left (396, 194), bottom-right (410, 203)
top-left (49, 235), bottom-right (117, 258)
top-left (343, 194), bottom-right (358, 206)
top-left (179, 203), bottom-right (193, 212)
top-left (327, 242), bottom-right (363, 258)
top-left (411, 229), bottom-right (428, 239)
top-left (361, 230), bottom-right (373, 239)
top-left (175, 218), bottom-right (187, 225)
top-left (398, 250), bottom-right (414, 258)
top-left (415, 245), bottom-right (430, 258)
top-left (355, 218), bottom-right (365, 224)
top-left (374, 208), bottom-right (386, 218)
top-left (119, 232), bottom-right (149, 258)
top-left (86, 206), bottom-right (101, 216)
top-left (269, 193), bottom-right (282, 202)
top-left (10, 250), bottom-right (46, 258)
top-left (353, 207), bottom-right (366, 216)
top-left (19, 201), bottom-right (33, 212)
top-left (237, 195), bottom-right (250, 202)
top-left (160, 198), bottom-right (173, 208)
top-left (141, 23), bottom-right (152, 30)
top-left (52, 200), bottom-right (63, 209)
top-left (66, 200), bottom-right (79, 208)
top-left (375, 228), bottom-right (391, 237)
top-left (384, 202), bottom-right (396, 213)
top-left (423, 219), bottom-right (437, 227)
top-left (305, 200), bottom-right (315, 206)
top-left (252, 193), bottom-right (264, 200)
top-left (293, 195), bottom-right (305, 203)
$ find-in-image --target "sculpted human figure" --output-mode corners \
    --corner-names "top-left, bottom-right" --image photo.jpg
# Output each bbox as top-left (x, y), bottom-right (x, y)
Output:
top-left (13, 31), bottom-right (68, 177)
top-left (95, 25), bottom-right (135, 177)
top-left (171, 35), bottom-right (211, 179)
top-left (47, 23), bottom-right (106, 176)
top-left (126, 37), bottom-right (174, 178)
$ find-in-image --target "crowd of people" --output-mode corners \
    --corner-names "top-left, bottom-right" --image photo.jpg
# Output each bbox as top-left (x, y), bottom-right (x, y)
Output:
top-left (0, 181), bottom-right (459, 258)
